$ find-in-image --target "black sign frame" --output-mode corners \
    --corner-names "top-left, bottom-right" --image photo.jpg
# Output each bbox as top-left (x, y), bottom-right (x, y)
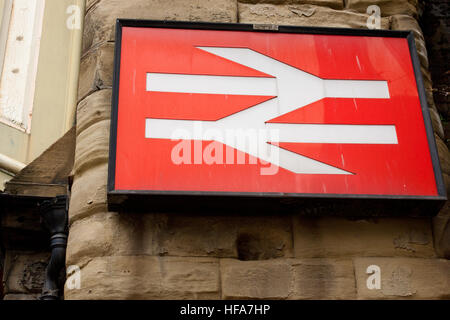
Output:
top-left (107, 19), bottom-right (446, 215)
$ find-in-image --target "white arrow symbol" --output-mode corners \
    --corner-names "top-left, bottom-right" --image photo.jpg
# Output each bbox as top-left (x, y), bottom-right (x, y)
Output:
top-left (145, 47), bottom-right (397, 175)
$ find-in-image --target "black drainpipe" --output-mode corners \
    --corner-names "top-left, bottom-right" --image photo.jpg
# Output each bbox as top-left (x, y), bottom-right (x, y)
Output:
top-left (39, 195), bottom-right (68, 300)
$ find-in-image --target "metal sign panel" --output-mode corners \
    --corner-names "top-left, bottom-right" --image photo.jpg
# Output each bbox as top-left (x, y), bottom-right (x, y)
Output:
top-left (108, 20), bottom-right (446, 212)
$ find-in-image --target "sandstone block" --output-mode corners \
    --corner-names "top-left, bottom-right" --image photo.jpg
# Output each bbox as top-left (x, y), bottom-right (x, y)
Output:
top-left (443, 173), bottom-right (450, 198)
top-left (83, 0), bottom-right (238, 54)
top-left (74, 119), bottom-right (110, 175)
top-left (435, 135), bottom-right (450, 175)
top-left (429, 108), bottom-right (445, 139)
top-left (414, 37), bottom-right (429, 70)
top-left (433, 203), bottom-right (450, 259)
top-left (110, 213), bottom-right (293, 259)
top-left (239, 3), bottom-right (390, 29)
top-left (86, 0), bottom-right (99, 12)
top-left (390, 14), bottom-right (422, 37)
top-left (353, 257), bottom-right (450, 299)
top-left (293, 217), bottom-right (435, 258)
top-left (69, 162), bottom-right (108, 223)
top-left (65, 256), bottom-right (220, 299)
top-left (66, 212), bottom-right (117, 266)
top-left (290, 259), bottom-right (355, 299)
top-left (220, 259), bottom-right (292, 299)
top-left (111, 213), bottom-right (159, 257)
top-left (77, 89), bottom-right (112, 136)
top-left (426, 88), bottom-right (437, 112)
top-left (150, 214), bottom-right (293, 259)
top-left (345, 0), bottom-right (417, 17)
top-left (78, 43), bottom-right (114, 101)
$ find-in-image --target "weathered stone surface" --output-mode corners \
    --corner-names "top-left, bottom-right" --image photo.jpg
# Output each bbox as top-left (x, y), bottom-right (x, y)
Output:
top-left (111, 213), bottom-right (159, 257)
top-left (429, 107), bottom-right (445, 139)
top-left (293, 217), bottom-right (435, 258)
top-left (443, 173), bottom-right (450, 197)
top-left (421, 66), bottom-right (432, 87)
top-left (65, 256), bottom-right (220, 299)
top-left (414, 37), bottom-right (429, 70)
top-left (77, 89), bottom-right (112, 136)
top-left (74, 119), bottom-right (110, 175)
top-left (86, 0), bottom-right (100, 12)
top-left (354, 257), bottom-right (450, 299)
top-left (433, 203), bottom-right (450, 259)
top-left (238, 0), bottom-right (344, 10)
top-left (345, 0), bottom-right (417, 17)
top-left (68, 212), bottom-right (292, 260)
top-left (426, 88), bottom-right (438, 112)
top-left (66, 212), bottom-right (117, 266)
top-left (221, 258), bottom-right (356, 299)
top-left (3, 252), bottom-right (49, 294)
top-left (78, 43), bottom-right (114, 101)
top-left (220, 259), bottom-right (292, 299)
top-left (435, 134), bottom-right (450, 175)
top-left (69, 162), bottom-right (108, 223)
top-left (112, 213), bottom-right (293, 259)
top-left (238, 3), bottom-right (390, 29)
top-left (290, 259), bottom-right (355, 299)
top-left (390, 14), bottom-right (422, 38)
top-left (83, 0), bottom-right (238, 54)
top-left (153, 215), bottom-right (292, 259)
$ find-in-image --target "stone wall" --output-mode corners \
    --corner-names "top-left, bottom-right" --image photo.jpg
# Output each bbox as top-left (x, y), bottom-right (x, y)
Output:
top-left (65, 0), bottom-right (450, 300)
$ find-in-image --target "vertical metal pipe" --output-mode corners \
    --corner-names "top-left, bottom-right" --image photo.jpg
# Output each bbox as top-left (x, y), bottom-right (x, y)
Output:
top-left (39, 195), bottom-right (68, 300)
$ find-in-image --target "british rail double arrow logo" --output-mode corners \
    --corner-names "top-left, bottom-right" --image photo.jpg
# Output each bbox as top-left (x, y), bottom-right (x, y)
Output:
top-left (145, 46), bottom-right (395, 174)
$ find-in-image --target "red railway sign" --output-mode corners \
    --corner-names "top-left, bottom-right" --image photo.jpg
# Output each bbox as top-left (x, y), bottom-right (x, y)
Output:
top-left (108, 20), bottom-right (446, 212)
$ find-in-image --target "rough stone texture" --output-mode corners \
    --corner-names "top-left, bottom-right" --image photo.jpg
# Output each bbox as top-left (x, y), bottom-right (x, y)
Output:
top-left (429, 108), bottom-right (445, 139)
top-left (68, 161), bottom-right (108, 223)
top-left (293, 217), bottom-right (435, 258)
top-left (66, 212), bottom-right (116, 266)
top-left (345, 0), bottom-right (417, 17)
top-left (146, 214), bottom-right (293, 259)
top-left (67, 211), bottom-right (293, 262)
top-left (238, 0), bottom-right (344, 10)
top-left (390, 14), bottom-right (422, 37)
top-left (413, 36), bottom-right (429, 70)
top-left (435, 134), bottom-right (450, 175)
top-left (220, 259), bottom-right (292, 299)
top-left (354, 257), bottom-right (450, 299)
top-left (78, 43), bottom-right (114, 101)
top-left (77, 89), bottom-right (112, 135)
top-left (3, 252), bottom-right (49, 294)
top-left (221, 258), bottom-right (356, 299)
top-left (86, 0), bottom-right (100, 12)
top-left (73, 119), bottom-right (110, 175)
top-left (239, 3), bottom-right (390, 29)
top-left (433, 203), bottom-right (450, 259)
top-left (65, 256), bottom-right (220, 300)
top-left (82, 0), bottom-right (238, 54)
top-left (290, 259), bottom-right (355, 299)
